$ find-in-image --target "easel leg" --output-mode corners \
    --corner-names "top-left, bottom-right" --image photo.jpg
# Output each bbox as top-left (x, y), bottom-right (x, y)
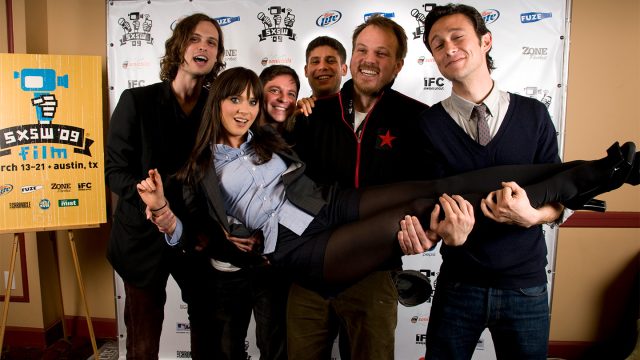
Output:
top-left (67, 230), bottom-right (99, 357)
top-left (0, 234), bottom-right (20, 353)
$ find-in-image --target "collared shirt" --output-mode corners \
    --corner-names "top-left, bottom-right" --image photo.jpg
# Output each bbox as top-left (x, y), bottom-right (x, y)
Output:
top-left (214, 132), bottom-right (314, 254)
top-left (167, 132), bottom-right (314, 254)
top-left (440, 83), bottom-right (572, 225)
top-left (441, 83), bottom-right (510, 141)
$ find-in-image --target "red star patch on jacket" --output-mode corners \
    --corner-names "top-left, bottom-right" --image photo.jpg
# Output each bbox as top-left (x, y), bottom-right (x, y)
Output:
top-left (377, 129), bottom-right (397, 149)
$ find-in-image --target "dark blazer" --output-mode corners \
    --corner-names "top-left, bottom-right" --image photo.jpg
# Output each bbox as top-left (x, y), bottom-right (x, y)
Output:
top-left (174, 145), bottom-right (328, 267)
top-left (105, 81), bottom-right (206, 287)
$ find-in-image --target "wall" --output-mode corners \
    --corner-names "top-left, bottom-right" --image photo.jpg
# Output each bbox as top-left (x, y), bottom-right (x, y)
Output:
top-left (0, 0), bottom-right (638, 350)
top-left (549, 0), bottom-right (640, 349)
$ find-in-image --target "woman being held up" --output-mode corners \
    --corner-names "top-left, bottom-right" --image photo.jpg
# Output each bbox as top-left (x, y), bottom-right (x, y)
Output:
top-left (139, 66), bottom-right (639, 287)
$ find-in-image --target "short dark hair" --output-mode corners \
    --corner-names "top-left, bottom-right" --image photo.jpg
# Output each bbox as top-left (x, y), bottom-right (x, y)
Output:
top-left (160, 13), bottom-right (226, 84)
top-left (422, 3), bottom-right (495, 71)
top-left (305, 36), bottom-right (347, 64)
top-left (258, 65), bottom-right (300, 96)
top-left (352, 15), bottom-right (407, 60)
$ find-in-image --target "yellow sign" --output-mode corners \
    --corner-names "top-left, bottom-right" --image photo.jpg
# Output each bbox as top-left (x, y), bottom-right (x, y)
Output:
top-left (0, 54), bottom-right (106, 233)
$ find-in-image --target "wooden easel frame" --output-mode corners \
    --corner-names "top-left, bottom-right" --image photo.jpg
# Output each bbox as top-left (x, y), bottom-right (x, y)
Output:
top-left (0, 230), bottom-right (99, 357)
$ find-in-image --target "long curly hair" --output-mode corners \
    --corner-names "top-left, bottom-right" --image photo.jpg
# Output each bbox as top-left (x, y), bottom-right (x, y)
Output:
top-left (160, 13), bottom-right (226, 85)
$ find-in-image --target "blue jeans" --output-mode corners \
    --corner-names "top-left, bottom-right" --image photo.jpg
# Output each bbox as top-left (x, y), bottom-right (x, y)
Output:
top-left (426, 280), bottom-right (550, 360)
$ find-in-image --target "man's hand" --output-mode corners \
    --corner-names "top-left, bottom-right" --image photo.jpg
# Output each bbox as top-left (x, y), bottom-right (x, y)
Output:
top-left (295, 96), bottom-right (316, 117)
top-left (430, 194), bottom-right (475, 247)
top-left (398, 215), bottom-right (438, 255)
top-left (226, 231), bottom-right (263, 252)
top-left (481, 181), bottom-right (556, 228)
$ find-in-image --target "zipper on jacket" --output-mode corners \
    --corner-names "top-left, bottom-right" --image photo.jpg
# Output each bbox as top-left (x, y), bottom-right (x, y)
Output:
top-left (338, 91), bottom-right (384, 189)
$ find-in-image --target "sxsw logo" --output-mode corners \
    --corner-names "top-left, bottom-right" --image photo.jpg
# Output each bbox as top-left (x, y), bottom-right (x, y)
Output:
top-left (58, 199), bottom-right (79, 207)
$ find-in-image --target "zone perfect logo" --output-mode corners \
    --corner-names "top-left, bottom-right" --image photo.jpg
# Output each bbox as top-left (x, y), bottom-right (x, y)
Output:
top-left (21, 185), bottom-right (43, 193)
top-left (316, 10), bottom-right (342, 27)
top-left (214, 16), bottom-right (240, 27)
top-left (520, 12), bottom-right (552, 23)
top-left (51, 182), bottom-right (72, 192)
top-left (481, 9), bottom-right (500, 24)
top-left (0, 184), bottom-right (14, 196)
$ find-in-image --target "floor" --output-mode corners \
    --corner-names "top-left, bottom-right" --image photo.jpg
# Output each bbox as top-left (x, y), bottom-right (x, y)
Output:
top-left (1, 338), bottom-right (117, 360)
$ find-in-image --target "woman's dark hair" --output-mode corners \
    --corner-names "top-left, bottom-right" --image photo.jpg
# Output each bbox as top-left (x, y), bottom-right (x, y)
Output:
top-left (160, 13), bottom-right (226, 85)
top-left (178, 67), bottom-right (290, 185)
top-left (422, 3), bottom-right (495, 72)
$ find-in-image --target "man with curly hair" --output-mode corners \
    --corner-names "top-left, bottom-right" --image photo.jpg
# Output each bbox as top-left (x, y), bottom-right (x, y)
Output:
top-left (105, 13), bottom-right (225, 359)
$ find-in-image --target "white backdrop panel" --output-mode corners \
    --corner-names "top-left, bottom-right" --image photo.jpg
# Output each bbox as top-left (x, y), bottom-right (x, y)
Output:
top-left (107, 1), bottom-right (570, 359)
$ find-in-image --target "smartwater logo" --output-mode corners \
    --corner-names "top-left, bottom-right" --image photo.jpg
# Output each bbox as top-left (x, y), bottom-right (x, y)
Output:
top-left (520, 12), bottom-right (552, 23)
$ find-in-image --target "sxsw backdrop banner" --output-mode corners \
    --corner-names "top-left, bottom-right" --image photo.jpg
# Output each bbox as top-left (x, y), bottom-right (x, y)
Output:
top-left (0, 54), bottom-right (106, 233)
top-left (107, 0), bottom-right (570, 359)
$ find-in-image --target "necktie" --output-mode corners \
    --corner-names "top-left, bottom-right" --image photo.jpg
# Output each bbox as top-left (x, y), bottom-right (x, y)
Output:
top-left (473, 104), bottom-right (491, 145)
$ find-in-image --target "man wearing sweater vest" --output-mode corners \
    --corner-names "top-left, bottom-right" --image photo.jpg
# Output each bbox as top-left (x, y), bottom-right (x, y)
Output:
top-left (407, 4), bottom-right (565, 359)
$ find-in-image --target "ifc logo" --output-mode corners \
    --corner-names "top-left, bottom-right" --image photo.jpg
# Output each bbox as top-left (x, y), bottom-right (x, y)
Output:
top-left (39, 199), bottom-right (51, 210)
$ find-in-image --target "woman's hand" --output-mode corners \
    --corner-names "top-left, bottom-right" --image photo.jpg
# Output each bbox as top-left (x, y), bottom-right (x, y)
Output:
top-left (136, 169), bottom-right (166, 210)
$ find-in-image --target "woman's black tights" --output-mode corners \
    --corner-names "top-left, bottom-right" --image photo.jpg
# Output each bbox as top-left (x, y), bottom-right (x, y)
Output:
top-left (323, 154), bottom-right (624, 285)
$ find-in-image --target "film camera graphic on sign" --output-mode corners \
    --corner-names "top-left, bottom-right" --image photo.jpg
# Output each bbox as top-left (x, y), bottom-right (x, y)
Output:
top-left (257, 6), bottom-right (297, 42)
top-left (1, 68), bottom-right (94, 159)
top-left (14, 68), bottom-right (68, 124)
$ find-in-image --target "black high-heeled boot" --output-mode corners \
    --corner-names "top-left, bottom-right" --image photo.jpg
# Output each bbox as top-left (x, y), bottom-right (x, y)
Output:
top-left (627, 152), bottom-right (640, 186)
top-left (564, 141), bottom-right (636, 210)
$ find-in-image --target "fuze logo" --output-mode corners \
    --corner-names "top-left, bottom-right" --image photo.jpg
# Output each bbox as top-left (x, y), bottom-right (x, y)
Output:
top-left (21, 185), bottom-right (43, 193)
top-left (214, 16), bottom-right (240, 26)
top-left (481, 9), bottom-right (500, 24)
top-left (316, 11), bottom-right (341, 27)
top-left (58, 199), bottom-right (79, 207)
top-left (0, 184), bottom-right (13, 196)
top-left (520, 12), bottom-right (552, 23)
top-left (364, 12), bottom-right (395, 21)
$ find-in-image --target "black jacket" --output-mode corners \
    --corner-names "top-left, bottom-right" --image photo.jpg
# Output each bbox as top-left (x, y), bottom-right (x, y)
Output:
top-left (172, 145), bottom-right (329, 268)
top-left (293, 79), bottom-right (431, 189)
top-left (105, 81), bottom-right (206, 287)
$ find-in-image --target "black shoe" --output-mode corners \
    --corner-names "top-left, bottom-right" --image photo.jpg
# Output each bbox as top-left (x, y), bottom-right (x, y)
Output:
top-left (627, 152), bottom-right (640, 186)
top-left (393, 270), bottom-right (432, 307)
top-left (565, 141), bottom-right (635, 210)
top-left (576, 198), bottom-right (606, 212)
